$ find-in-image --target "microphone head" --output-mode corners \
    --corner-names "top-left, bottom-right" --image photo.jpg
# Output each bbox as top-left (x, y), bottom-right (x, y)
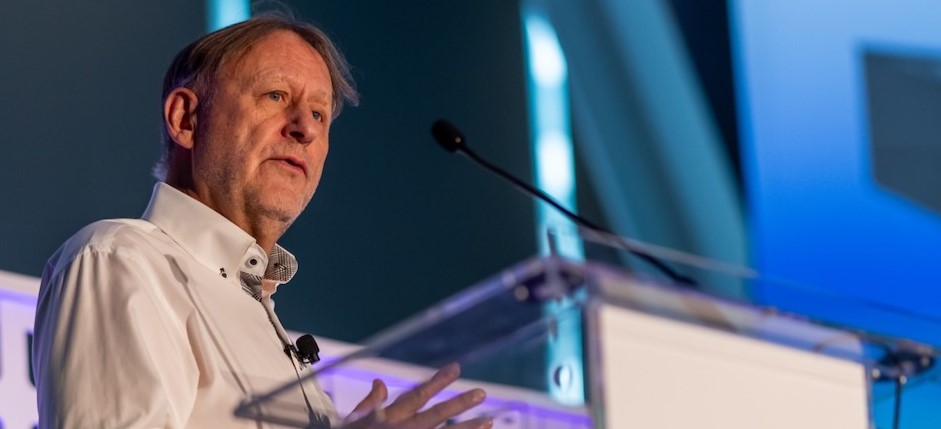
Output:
top-left (431, 119), bottom-right (466, 153)
top-left (296, 334), bottom-right (320, 364)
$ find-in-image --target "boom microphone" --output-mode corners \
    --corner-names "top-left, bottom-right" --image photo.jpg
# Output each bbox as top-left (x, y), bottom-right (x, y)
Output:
top-left (430, 119), bottom-right (695, 286)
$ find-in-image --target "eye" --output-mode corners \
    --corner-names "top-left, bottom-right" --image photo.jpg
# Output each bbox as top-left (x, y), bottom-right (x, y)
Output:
top-left (266, 92), bottom-right (284, 102)
top-left (312, 111), bottom-right (323, 122)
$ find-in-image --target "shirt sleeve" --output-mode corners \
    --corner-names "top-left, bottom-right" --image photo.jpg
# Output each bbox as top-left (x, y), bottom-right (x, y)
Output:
top-left (33, 244), bottom-right (199, 429)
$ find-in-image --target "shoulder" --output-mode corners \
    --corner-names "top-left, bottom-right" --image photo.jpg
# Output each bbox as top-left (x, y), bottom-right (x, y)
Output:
top-left (71, 218), bottom-right (159, 246)
top-left (44, 218), bottom-right (166, 279)
top-left (58, 218), bottom-right (161, 257)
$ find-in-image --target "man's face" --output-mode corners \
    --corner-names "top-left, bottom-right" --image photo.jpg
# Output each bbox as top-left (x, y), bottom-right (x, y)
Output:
top-left (191, 30), bottom-right (333, 229)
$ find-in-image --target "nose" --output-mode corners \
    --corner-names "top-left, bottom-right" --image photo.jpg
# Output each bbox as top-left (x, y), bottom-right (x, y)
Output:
top-left (283, 105), bottom-right (319, 144)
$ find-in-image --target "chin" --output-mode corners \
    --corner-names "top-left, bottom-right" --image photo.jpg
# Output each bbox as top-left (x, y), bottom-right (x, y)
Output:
top-left (260, 207), bottom-right (301, 226)
top-left (247, 195), bottom-right (305, 225)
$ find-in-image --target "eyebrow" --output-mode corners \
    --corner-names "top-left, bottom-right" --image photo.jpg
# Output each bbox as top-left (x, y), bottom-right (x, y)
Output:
top-left (245, 71), bottom-right (332, 106)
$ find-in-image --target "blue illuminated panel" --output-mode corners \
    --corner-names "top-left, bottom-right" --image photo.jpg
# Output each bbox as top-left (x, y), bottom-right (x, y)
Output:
top-left (207, 0), bottom-right (249, 31)
top-left (731, 0), bottom-right (941, 347)
top-left (731, 2), bottom-right (941, 427)
top-left (522, 3), bottom-right (585, 405)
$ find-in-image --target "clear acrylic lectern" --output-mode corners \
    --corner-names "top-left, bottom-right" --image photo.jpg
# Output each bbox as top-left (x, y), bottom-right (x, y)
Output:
top-left (233, 232), bottom-right (940, 428)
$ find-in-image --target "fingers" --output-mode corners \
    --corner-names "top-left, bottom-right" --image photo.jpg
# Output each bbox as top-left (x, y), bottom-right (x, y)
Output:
top-left (346, 379), bottom-right (388, 423)
top-left (343, 364), bottom-right (491, 429)
top-left (385, 363), bottom-right (461, 419)
top-left (407, 388), bottom-right (488, 429)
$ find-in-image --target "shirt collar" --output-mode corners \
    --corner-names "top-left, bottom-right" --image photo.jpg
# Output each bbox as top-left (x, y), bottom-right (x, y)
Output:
top-left (141, 182), bottom-right (298, 292)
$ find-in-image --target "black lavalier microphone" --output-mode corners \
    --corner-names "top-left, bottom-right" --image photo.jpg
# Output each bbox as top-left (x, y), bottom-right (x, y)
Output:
top-left (430, 119), bottom-right (695, 286)
top-left (284, 334), bottom-right (320, 365)
top-left (295, 334), bottom-right (321, 364)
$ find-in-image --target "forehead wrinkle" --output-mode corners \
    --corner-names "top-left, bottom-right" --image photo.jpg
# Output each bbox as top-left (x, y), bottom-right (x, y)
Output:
top-left (242, 68), bottom-right (287, 89)
top-left (223, 33), bottom-right (335, 111)
top-left (227, 47), bottom-right (300, 88)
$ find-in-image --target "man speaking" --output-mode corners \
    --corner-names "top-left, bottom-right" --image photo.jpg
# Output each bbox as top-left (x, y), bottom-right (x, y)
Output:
top-left (32, 14), bottom-right (490, 429)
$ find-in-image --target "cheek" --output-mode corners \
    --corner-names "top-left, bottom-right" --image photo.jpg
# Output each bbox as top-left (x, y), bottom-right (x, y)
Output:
top-left (310, 141), bottom-right (329, 165)
top-left (199, 112), bottom-right (246, 157)
top-left (305, 145), bottom-right (329, 189)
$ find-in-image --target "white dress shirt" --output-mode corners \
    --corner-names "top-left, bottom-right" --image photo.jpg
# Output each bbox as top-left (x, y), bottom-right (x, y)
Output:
top-left (33, 182), bottom-right (336, 428)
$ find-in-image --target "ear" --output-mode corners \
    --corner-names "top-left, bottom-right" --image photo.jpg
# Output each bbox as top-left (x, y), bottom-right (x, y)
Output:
top-left (164, 87), bottom-right (199, 150)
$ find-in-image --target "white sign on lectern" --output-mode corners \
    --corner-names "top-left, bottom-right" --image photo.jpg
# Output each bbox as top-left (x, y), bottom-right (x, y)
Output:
top-left (586, 267), bottom-right (869, 428)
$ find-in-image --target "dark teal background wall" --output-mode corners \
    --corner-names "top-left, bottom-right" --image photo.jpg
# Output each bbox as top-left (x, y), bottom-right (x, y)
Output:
top-left (0, 1), bottom-right (536, 342)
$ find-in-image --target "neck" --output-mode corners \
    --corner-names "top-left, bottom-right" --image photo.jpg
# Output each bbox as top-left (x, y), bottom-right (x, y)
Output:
top-left (165, 172), bottom-right (287, 256)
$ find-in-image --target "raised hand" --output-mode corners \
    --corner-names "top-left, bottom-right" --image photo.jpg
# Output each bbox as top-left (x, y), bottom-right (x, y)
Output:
top-left (343, 363), bottom-right (492, 429)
